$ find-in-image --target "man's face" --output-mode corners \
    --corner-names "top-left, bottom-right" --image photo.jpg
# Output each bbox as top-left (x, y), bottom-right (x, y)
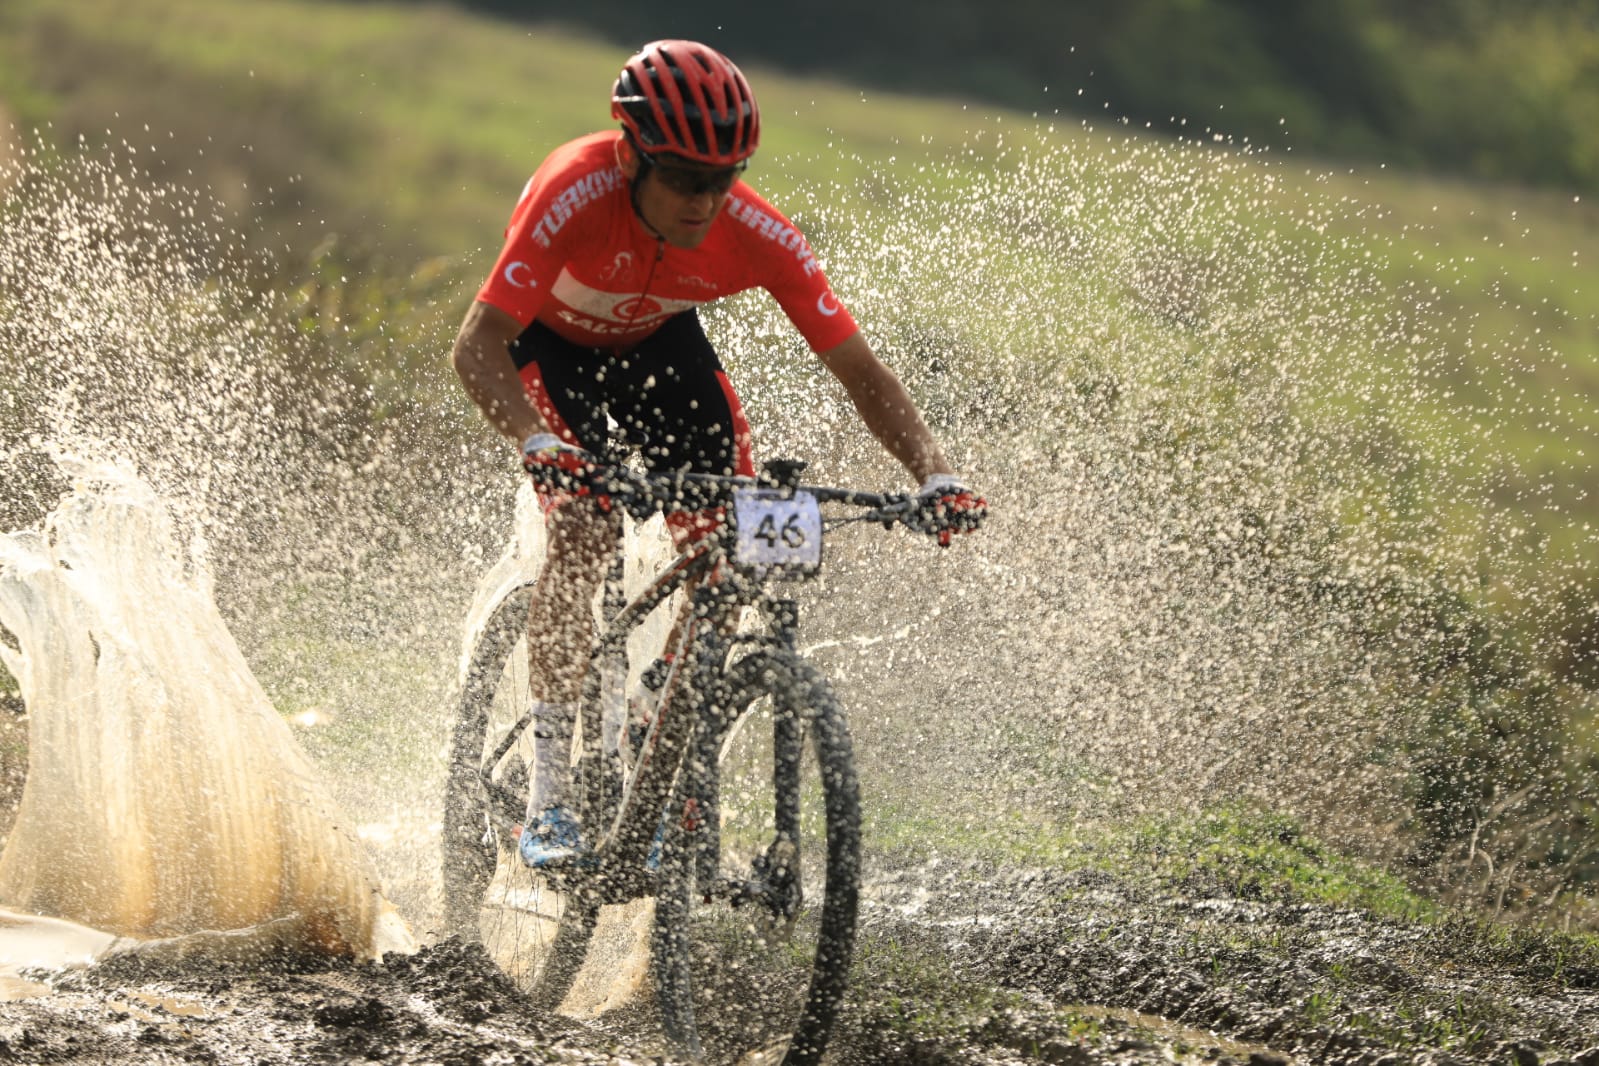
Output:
top-left (631, 157), bottom-right (744, 249)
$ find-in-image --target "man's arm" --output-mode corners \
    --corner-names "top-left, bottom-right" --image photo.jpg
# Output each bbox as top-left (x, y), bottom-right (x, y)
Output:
top-left (815, 330), bottom-right (954, 484)
top-left (452, 301), bottom-right (549, 444)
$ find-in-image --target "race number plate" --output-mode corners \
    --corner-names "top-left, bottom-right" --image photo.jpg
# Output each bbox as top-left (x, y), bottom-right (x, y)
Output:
top-left (732, 488), bottom-right (822, 575)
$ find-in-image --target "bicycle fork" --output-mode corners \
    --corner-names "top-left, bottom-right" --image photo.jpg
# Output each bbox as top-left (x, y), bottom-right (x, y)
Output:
top-left (767, 598), bottom-right (804, 899)
top-left (675, 594), bottom-right (807, 923)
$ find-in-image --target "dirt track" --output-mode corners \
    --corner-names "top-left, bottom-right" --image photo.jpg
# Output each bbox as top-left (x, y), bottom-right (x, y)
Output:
top-left (2, 858), bottom-right (1596, 1066)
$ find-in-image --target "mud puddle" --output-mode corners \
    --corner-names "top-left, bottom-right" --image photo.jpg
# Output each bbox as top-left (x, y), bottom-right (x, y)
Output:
top-left (852, 860), bottom-right (1599, 1066)
top-left (0, 862), bottom-right (1596, 1064)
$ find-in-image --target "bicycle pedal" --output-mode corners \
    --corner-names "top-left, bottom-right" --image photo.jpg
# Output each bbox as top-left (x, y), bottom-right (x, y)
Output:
top-left (639, 655), bottom-right (673, 692)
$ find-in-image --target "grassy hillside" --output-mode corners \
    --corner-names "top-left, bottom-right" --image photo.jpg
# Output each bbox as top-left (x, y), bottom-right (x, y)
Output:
top-left (471, 1), bottom-right (1599, 195)
top-left (4, 0), bottom-right (1594, 535)
top-left (0, 0), bottom-right (951, 258)
top-left (4, 0), bottom-right (1599, 909)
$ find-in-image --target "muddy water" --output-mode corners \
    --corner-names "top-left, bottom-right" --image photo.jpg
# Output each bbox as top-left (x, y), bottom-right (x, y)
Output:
top-left (1074, 1005), bottom-right (1299, 1064)
top-left (0, 81), bottom-right (1595, 1064)
top-left (0, 910), bottom-right (117, 999)
top-left (0, 462), bottom-right (415, 976)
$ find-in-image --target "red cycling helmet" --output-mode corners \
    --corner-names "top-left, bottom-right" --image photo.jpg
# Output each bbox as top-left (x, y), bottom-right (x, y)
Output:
top-left (611, 40), bottom-right (760, 167)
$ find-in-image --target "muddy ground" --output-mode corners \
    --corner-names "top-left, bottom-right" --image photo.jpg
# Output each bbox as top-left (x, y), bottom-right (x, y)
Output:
top-left (1, 854), bottom-right (1596, 1066)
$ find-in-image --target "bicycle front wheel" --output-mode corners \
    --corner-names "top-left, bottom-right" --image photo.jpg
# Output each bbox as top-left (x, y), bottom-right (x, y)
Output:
top-left (439, 581), bottom-right (598, 1008)
top-left (652, 648), bottom-right (861, 1066)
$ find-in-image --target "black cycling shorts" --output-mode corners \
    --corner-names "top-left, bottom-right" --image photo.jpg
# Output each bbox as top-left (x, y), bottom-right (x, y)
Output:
top-left (513, 309), bottom-right (755, 479)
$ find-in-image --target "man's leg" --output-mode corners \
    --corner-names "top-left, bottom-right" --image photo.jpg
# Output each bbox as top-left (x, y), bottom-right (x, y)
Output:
top-left (504, 326), bottom-right (615, 839)
top-left (521, 500), bottom-right (618, 866)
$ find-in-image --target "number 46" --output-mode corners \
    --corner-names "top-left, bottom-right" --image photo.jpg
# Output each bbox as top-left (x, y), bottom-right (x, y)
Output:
top-left (755, 513), bottom-right (808, 549)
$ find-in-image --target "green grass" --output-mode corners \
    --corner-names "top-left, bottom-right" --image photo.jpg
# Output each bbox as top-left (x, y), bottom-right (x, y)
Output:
top-left (865, 797), bottom-right (1084, 868)
top-left (1122, 806), bottom-right (1438, 920)
top-left (0, 0), bottom-right (1060, 257)
top-left (865, 798), bottom-right (1436, 923)
top-left (4, 0), bottom-right (1596, 590)
top-left (842, 931), bottom-right (1108, 1062)
top-left (5, 0), bottom-right (1599, 907)
top-left (228, 579), bottom-right (455, 777)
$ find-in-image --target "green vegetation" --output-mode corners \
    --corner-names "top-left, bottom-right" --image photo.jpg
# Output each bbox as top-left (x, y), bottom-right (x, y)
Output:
top-left (1124, 808), bottom-right (1439, 920)
top-left (0, 0), bottom-right (961, 259)
top-left (459, 0), bottom-right (1599, 195)
top-left (841, 933), bottom-right (1109, 1065)
top-left (3, 0), bottom-right (1598, 920)
top-left (244, 600), bottom-right (450, 774)
top-left (841, 815), bottom-right (1599, 1059)
top-left (866, 800), bottom-right (1437, 923)
top-left (864, 798), bottom-right (1084, 868)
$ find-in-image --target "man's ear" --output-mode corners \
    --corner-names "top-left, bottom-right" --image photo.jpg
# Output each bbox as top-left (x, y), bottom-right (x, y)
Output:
top-left (615, 136), bottom-right (642, 180)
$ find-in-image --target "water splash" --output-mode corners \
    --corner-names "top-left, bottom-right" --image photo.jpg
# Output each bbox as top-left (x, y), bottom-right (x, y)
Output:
top-left (0, 139), bottom-right (472, 966)
top-left (0, 135), bottom-right (501, 931)
top-left (2, 106), bottom-right (1593, 943)
top-left (0, 456), bottom-right (414, 963)
top-left (712, 123), bottom-right (1597, 907)
top-left (702, 138), bottom-right (1397, 834)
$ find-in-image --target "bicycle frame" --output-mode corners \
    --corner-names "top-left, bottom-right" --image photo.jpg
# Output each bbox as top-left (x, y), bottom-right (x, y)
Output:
top-left (474, 462), bottom-right (912, 899)
top-left (447, 455), bottom-right (930, 1064)
top-left (563, 521), bottom-right (811, 905)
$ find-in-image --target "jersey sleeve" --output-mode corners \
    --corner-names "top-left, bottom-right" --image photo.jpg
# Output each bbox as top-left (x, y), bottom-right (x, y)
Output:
top-left (769, 263), bottom-right (860, 352)
top-left (475, 137), bottom-right (624, 326)
top-left (475, 175), bottom-right (562, 325)
top-left (724, 190), bottom-right (860, 352)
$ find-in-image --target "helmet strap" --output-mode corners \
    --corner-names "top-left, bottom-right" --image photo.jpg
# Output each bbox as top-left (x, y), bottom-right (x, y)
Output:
top-left (618, 132), bottom-right (669, 242)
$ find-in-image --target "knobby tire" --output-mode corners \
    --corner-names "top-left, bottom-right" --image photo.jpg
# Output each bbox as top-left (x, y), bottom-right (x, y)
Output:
top-left (652, 647), bottom-right (861, 1066)
top-left (439, 582), bottom-right (599, 1009)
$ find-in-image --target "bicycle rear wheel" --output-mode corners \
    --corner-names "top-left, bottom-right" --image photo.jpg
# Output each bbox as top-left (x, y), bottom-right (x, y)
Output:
top-left (439, 582), bottom-right (599, 1007)
top-left (652, 648), bottom-right (861, 1066)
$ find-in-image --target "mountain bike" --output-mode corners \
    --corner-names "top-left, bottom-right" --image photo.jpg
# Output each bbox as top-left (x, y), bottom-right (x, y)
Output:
top-left (440, 455), bottom-right (953, 1064)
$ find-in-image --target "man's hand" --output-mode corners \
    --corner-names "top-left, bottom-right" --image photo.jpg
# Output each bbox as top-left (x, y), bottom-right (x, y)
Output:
top-left (521, 433), bottom-right (601, 498)
top-left (914, 473), bottom-right (987, 546)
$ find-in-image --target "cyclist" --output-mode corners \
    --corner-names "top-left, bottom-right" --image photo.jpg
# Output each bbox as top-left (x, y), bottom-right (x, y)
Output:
top-left (451, 39), bottom-right (985, 867)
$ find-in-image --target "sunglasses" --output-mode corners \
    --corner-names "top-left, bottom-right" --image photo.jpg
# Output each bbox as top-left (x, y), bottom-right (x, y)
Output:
top-left (648, 161), bottom-right (746, 197)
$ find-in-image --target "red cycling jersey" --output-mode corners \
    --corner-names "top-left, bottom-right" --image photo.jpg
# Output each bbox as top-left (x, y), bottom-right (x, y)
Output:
top-left (476, 132), bottom-right (859, 351)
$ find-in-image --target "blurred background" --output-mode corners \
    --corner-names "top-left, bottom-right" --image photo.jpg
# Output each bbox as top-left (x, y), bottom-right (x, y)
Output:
top-left (491, 0), bottom-right (1599, 191)
top-left (2, 0), bottom-right (1598, 930)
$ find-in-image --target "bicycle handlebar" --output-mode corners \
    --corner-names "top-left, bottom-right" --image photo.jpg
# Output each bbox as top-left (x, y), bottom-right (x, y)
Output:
top-left (527, 454), bottom-right (924, 531)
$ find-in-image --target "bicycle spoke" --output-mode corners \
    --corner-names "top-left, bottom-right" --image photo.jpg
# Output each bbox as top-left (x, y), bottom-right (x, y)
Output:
top-left (479, 858), bottom-right (570, 989)
top-left (440, 582), bottom-right (598, 1004)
